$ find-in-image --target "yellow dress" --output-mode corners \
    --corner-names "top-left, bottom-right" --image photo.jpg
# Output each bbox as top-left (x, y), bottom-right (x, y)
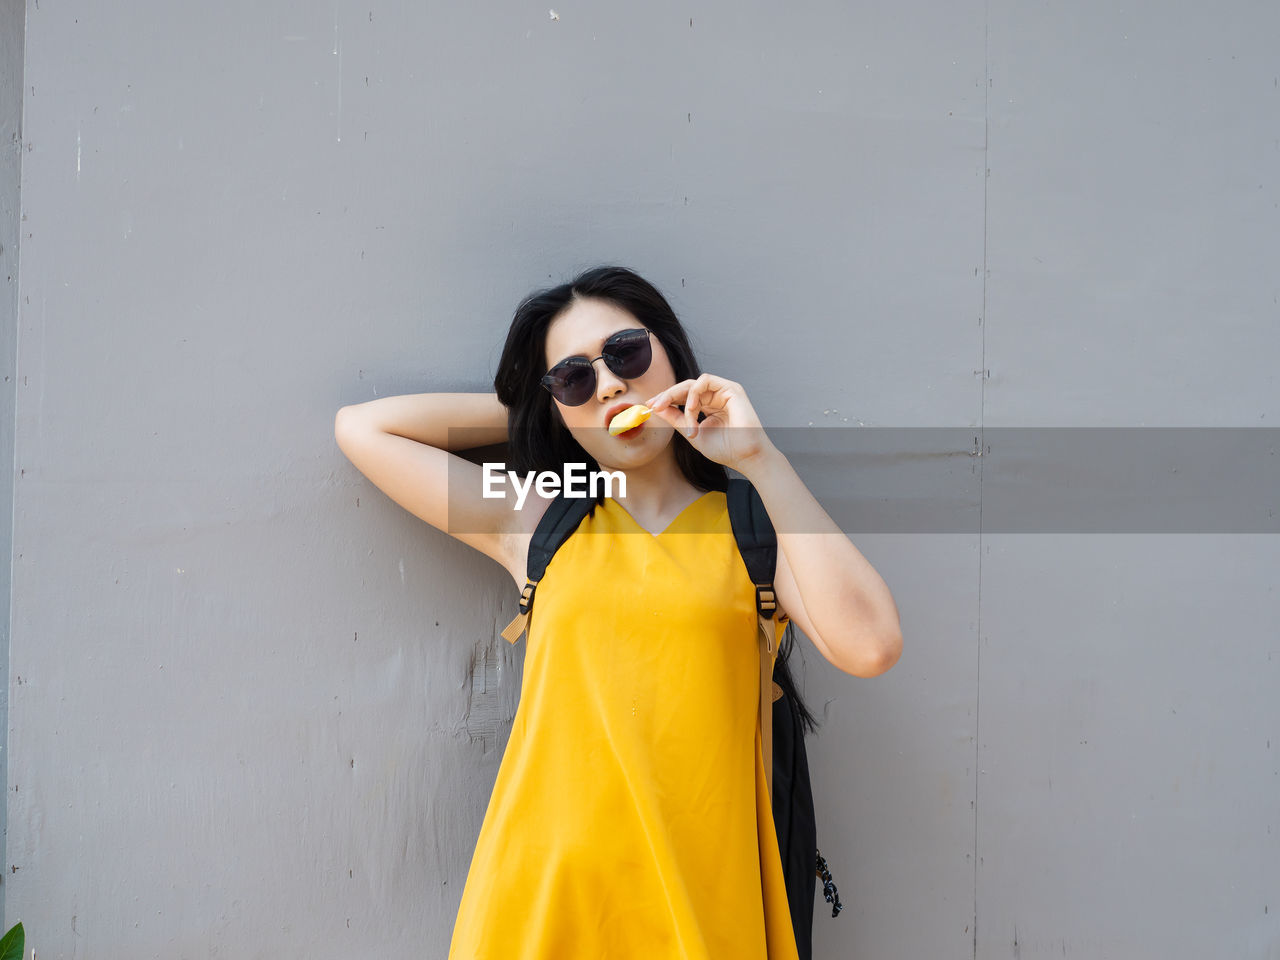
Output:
top-left (447, 489), bottom-right (798, 960)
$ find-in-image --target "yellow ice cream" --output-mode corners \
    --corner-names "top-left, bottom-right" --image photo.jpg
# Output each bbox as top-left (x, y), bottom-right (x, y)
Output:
top-left (608, 404), bottom-right (653, 436)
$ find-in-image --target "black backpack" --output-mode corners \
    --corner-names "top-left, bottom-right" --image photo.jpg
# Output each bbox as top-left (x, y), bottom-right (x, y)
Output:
top-left (499, 477), bottom-right (842, 957)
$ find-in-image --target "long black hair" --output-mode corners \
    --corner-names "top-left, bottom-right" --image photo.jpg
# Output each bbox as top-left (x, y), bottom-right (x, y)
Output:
top-left (493, 264), bottom-right (818, 734)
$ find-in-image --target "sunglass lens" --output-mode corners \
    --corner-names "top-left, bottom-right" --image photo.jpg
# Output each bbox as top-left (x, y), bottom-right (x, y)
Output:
top-left (552, 362), bottom-right (594, 406)
top-left (605, 331), bottom-right (652, 379)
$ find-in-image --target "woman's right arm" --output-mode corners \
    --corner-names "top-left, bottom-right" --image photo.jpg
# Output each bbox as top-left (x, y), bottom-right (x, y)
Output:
top-left (333, 393), bottom-right (523, 570)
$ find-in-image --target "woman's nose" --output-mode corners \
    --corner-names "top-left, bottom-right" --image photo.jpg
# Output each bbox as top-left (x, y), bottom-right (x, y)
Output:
top-left (592, 357), bottom-right (626, 398)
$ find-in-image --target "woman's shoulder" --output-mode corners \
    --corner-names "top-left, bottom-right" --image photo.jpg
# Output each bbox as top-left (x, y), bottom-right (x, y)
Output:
top-left (496, 492), bottom-right (558, 590)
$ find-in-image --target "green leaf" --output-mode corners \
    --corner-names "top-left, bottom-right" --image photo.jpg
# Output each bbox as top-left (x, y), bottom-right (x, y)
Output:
top-left (0, 921), bottom-right (24, 960)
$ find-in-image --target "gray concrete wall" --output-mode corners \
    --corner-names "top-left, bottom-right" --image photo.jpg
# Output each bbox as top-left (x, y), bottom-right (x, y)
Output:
top-left (0, 0), bottom-right (27, 928)
top-left (4, 1), bottom-right (1278, 958)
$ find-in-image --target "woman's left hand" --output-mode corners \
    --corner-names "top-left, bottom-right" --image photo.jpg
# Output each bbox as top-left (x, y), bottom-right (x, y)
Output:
top-left (642, 374), bottom-right (777, 473)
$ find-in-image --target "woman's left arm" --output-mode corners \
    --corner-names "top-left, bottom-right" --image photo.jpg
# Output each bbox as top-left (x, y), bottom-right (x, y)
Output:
top-left (645, 373), bottom-right (903, 679)
top-left (738, 444), bottom-right (903, 678)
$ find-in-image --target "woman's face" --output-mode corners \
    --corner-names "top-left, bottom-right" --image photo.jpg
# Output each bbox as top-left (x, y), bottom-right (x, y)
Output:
top-left (543, 297), bottom-right (680, 471)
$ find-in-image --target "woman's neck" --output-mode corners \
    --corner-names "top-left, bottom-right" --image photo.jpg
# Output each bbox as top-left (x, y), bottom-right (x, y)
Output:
top-left (609, 447), bottom-right (700, 519)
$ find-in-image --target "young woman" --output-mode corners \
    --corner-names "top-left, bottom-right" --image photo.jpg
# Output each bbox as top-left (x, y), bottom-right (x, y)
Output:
top-left (333, 265), bottom-right (902, 959)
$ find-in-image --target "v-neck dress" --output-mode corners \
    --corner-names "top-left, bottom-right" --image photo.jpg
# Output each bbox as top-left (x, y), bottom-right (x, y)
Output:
top-left (447, 490), bottom-right (798, 960)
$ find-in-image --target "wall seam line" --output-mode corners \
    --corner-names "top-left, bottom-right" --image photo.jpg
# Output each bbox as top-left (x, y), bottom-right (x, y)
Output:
top-left (973, 0), bottom-right (990, 956)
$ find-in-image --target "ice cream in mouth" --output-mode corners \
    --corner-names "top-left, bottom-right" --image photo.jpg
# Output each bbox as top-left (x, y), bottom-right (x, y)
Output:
top-left (608, 403), bottom-right (653, 437)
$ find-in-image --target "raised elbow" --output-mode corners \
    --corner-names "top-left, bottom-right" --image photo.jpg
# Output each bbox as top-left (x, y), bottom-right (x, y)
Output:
top-left (334, 404), bottom-right (366, 444)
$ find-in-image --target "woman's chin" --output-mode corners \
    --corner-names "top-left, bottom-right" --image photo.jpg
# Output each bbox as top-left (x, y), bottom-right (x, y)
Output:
top-left (588, 428), bottom-right (672, 471)
top-left (593, 448), bottom-right (649, 473)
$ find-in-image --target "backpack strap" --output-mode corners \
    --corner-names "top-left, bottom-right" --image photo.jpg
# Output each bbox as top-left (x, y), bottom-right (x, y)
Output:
top-left (726, 478), bottom-right (786, 798)
top-left (499, 492), bottom-right (597, 644)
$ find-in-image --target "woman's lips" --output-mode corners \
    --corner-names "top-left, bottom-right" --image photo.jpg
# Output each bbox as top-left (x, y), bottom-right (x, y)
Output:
top-left (604, 402), bottom-right (635, 428)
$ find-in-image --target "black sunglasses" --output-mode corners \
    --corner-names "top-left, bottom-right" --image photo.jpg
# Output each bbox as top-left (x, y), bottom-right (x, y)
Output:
top-left (540, 328), bottom-right (654, 406)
